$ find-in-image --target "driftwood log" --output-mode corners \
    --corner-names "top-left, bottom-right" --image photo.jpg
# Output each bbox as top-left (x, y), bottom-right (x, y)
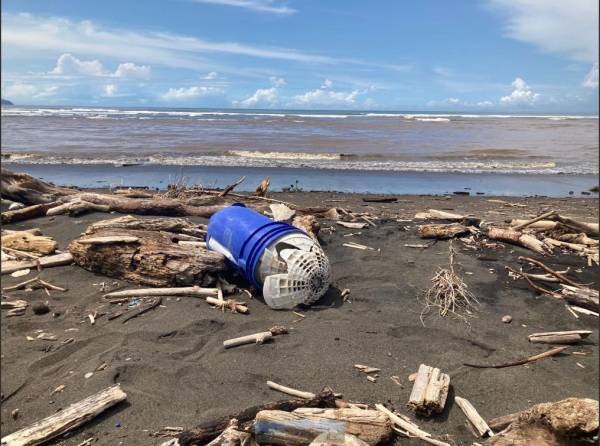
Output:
top-left (69, 229), bottom-right (226, 287)
top-left (177, 390), bottom-right (338, 445)
top-left (527, 330), bottom-right (592, 344)
top-left (85, 215), bottom-right (206, 238)
top-left (485, 398), bottom-right (599, 446)
top-left (1, 202), bottom-right (60, 224)
top-left (1, 231), bottom-right (57, 255)
top-left (293, 215), bottom-right (320, 240)
top-left (254, 408), bottom-right (392, 446)
top-left (0, 169), bottom-right (76, 205)
top-left (1, 253), bottom-right (73, 275)
top-left (0, 384), bottom-right (127, 446)
top-left (488, 227), bottom-right (551, 255)
top-left (417, 223), bottom-right (469, 239)
top-left (407, 364), bottom-right (450, 416)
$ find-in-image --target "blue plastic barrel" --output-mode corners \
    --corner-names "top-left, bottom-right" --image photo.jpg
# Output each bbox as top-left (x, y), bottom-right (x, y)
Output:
top-left (206, 204), bottom-right (303, 288)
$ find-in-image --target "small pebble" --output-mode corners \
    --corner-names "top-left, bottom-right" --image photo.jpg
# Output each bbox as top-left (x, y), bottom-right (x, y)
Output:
top-left (84, 372), bottom-right (94, 379)
top-left (10, 269), bottom-right (30, 278)
top-left (32, 302), bottom-right (50, 315)
top-left (501, 315), bottom-right (512, 323)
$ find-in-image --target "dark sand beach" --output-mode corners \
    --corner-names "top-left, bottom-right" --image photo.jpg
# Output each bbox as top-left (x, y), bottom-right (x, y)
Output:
top-left (1, 191), bottom-right (598, 445)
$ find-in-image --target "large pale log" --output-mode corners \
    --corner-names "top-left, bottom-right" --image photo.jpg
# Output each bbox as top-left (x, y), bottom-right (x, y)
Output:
top-left (415, 209), bottom-right (465, 221)
top-left (85, 215), bottom-right (206, 238)
top-left (1, 202), bottom-right (60, 224)
top-left (77, 193), bottom-right (225, 217)
top-left (177, 390), bottom-right (338, 446)
top-left (46, 199), bottom-right (110, 217)
top-left (1, 231), bottom-right (57, 255)
top-left (0, 169), bottom-right (76, 205)
top-left (417, 223), bottom-right (469, 239)
top-left (254, 408), bottom-right (392, 446)
top-left (488, 227), bottom-right (550, 255)
top-left (1, 253), bottom-right (73, 275)
top-left (408, 364), bottom-right (450, 416)
top-left (552, 215), bottom-right (599, 236)
top-left (0, 384), bottom-right (126, 446)
top-left (509, 219), bottom-right (558, 231)
top-left (69, 229), bottom-right (226, 287)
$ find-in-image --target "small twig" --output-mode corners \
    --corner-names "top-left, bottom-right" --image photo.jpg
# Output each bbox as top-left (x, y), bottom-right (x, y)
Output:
top-left (121, 297), bottom-right (162, 323)
top-left (464, 346), bottom-right (567, 368)
top-left (518, 256), bottom-right (584, 287)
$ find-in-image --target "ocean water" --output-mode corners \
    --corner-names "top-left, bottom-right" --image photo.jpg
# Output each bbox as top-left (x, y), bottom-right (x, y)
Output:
top-left (1, 106), bottom-right (598, 195)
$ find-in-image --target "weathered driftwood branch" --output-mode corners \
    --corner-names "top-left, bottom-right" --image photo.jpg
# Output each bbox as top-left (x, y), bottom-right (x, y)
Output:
top-left (417, 223), bottom-right (469, 239)
top-left (464, 346), bottom-right (567, 369)
top-left (1, 202), bottom-right (60, 224)
top-left (528, 330), bottom-right (592, 344)
top-left (454, 396), bottom-right (493, 437)
top-left (254, 177), bottom-right (271, 197)
top-left (1, 252), bottom-right (73, 275)
top-left (1, 231), bottom-right (57, 255)
top-left (104, 286), bottom-right (218, 299)
top-left (254, 408), bottom-right (392, 446)
top-left (176, 390), bottom-right (338, 445)
top-left (0, 384), bottom-right (126, 446)
top-left (551, 214), bottom-right (599, 236)
top-left (46, 199), bottom-right (110, 217)
top-left (509, 219), bottom-right (558, 231)
top-left (511, 210), bottom-right (556, 230)
top-left (414, 209), bottom-right (465, 221)
top-left (408, 364), bottom-right (450, 416)
top-left (375, 404), bottom-right (450, 446)
top-left (85, 215), bottom-right (206, 238)
top-left (518, 256), bottom-right (583, 287)
top-left (488, 228), bottom-right (550, 255)
top-left (219, 176), bottom-right (246, 197)
top-left (223, 332), bottom-right (273, 348)
top-left (1, 299), bottom-right (28, 316)
top-left (69, 229), bottom-right (225, 287)
top-left (206, 297), bottom-right (248, 314)
top-left (266, 381), bottom-right (315, 400)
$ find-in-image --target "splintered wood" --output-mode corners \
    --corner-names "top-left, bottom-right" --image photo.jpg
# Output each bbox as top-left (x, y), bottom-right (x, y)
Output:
top-left (408, 364), bottom-right (450, 416)
top-left (454, 396), bottom-right (493, 438)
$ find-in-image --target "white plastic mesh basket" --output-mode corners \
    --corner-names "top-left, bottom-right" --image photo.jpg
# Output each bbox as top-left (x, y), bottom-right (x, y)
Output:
top-left (257, 233), bottom-right (331, 309)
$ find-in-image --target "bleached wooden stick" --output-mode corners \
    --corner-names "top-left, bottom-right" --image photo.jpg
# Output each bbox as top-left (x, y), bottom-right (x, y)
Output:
top-left (454, 396), bottom-right (493, 437)
top-left (1, 253), bottom-right (73, 275)
top-left (528, 330), bottom-right (592, 344)
top-left (1, 384), bottom-right (126, 446)
top-left (103, 286), bottom-right (218, 299)
top-left (266, 381), bottom-right (315, 399)
top-left (375, 403), bottom-right (450, 446)
top-left (223, 332), bottom-right (272, 348)
top-left (569, 306), bottom-right (599, 317)
top-left (205, 297), bottom-right (248, 314)
top-left (77, 236), bottom-right (139, 245)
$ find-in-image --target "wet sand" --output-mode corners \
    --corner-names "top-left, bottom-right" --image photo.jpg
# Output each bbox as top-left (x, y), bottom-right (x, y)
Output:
top-left (1, 192), bottom-right (598, 445)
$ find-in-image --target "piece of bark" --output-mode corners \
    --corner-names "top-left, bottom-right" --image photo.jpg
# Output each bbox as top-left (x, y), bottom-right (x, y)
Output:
top-left (1, 202), bottom-right (60, 224)
top-left (0, 169), bottom-right (77, 205)
top-left (223, 332), bottom-right (272, 348)
top-left (408, 364), bottom-right (450, 416)
top-left (76, 193), bottom-right (225, 218)
top-left (309, 432), bottom-right (368, 446)
top-left (85, 215), bottom-right (206, 238)
top-left (454, 396), bottom-right (493, 437)
top-left (0, 384), bottom-right (126, 446)
top-left (488, 228), bottom-right (551, 255)
top-left (1, 231), bottom-right (57, 255)
top-left (485, 398), bottom-right (599, 446)
top-left (254, 177), bottom-right (271, 197)
top-left (69, 229), bottom-right (225, 287)
top-left (270, 203), bottom-right (296, 221)
top-left (528, 330), bottom-right (592, 344)
top-left (254, 408), bottom-right (392, 446)
top-left (1, 253), bottom-right (73, 275)
top-left (177, 390), bottom-right (338, 445)
top-left (417, 223), bottom-right (469, 239)
top-left (293, 215), bottom-right (320, 239)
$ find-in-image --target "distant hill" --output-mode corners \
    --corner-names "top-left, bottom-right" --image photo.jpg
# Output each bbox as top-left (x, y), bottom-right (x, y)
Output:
top-left (1, 99), bottom-right (14, 106)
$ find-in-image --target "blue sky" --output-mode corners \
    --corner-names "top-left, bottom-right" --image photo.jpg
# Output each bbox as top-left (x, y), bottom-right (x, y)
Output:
top-left (1, 0), bottom-right (598, 111)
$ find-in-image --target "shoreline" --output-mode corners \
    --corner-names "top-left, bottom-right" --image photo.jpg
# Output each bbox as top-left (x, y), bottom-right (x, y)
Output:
top-left (5, 162), bottom-right (599, 197)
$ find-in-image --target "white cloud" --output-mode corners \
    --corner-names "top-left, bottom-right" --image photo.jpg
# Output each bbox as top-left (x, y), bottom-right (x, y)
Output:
top-left (321, 79), bottom-right (333, 89)
top-left (236, 87), bottom-right (279, 107)
top-left (191, 0), bottom-right (296, 15)
top-left (582, 63), bottom-right (599, 88)
top-left (203, 71), bottom-right (218, 80)
top-left (447, 97), bottom-right (460, 104)
top-left (103, 84), bottom-right (117, 97)
top-left (292, 81), bottom-right (363, 107)
top-left (3, 83), bottom-right (58, 99)
top-left (50, 53), bottom-right (105, 76)
top-left (477, 100), bottom-right (494, 107)
top-left (160, 86), bottom-right (220, 101)
top-left (113, 62), bottom-right (151, 78)
top-left (500, 77), bottom-right (540, 105)
top-left (269, 76), bottom-right (286, 87)
top-left (487, 0), bottom-right (599, 63)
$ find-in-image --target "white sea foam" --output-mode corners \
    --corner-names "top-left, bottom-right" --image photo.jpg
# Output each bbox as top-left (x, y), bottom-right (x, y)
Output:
top-left (415, 117), bottom-right (451, 122)
top-left (228, 150), bottom-right (341, 160)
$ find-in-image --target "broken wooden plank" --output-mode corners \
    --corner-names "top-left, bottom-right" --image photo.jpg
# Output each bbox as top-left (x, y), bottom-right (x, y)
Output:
top-left (454, 396), bottom-right (493, 437)
top-left (1, 253), bottom-right (73, 275)
top-left (528, 330), bottom-right (592, 344)
top-left (0, 384), bottom-right (127, 446)
top-left (408, 364), bottom-right (450, 416)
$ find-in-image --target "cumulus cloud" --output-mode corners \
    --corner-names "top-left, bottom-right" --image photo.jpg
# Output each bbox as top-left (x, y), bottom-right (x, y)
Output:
top-left (113, 62), bottom-right (151, 78)
top-left (269, 76), bottom-right (286, 87)
top-left (236, 87), bottom-right (279, 107)
top-left (500, 77), bottom-right (540, 105)
top-left (203, 71), bottom-right (218, 80)
top-left (3, 83), bottom-right (58, 99)
top-left (191, 0), bottom-right (296, 15)
top-left (50, 53), bottom-right (105, 76)
top-left (103, 84), bottom-right (117, 97)
top-left (477, 100), bottom-right (494, 107)
top-left (447, 97), bottom-right (460, 104)
top-left (582, 63), bottom-right (599, 88)
top-left (49, 53), bottom-right (151, 78)
top-left (487, 0), bottom-right (598, 63)
top-left (292, 80), bottom-right (362, 107)
top-left (160, 86), bottom-right (219, 101)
